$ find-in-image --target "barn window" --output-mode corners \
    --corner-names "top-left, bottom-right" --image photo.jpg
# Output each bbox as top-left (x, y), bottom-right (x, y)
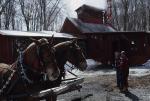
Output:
top-left (144, 43), bottom-right (146, 47)
top-left (130, 40), bottom-right (137, 55)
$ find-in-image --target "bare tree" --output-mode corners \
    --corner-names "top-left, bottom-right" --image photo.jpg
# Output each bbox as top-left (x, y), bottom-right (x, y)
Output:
top-left (111, 0), bottom-right (149, 31)
top-left (3, 0), bottom-right (15, 29)
top-left (18, 0), bottom-right (63, 31)
top-left (19, 0), bottom-right (32, 31)
top-left (0, 0), bottom-right (12, 29)
top-left (0, 0), bottom-right (12, 15)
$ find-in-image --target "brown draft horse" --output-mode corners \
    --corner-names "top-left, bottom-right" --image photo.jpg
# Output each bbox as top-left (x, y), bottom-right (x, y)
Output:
top-left (43, 40), bottom-right (87, 101)
top-left (0, 38), bottom-right (60, 101)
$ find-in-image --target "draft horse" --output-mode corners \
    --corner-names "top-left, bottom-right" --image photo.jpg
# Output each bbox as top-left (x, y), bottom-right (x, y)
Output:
top-left (53, 40), bottom-right (87, 85)
top-left (0, 38), bottom-right (60, 101)
top-left (44, 40), bottom-right (87, 101)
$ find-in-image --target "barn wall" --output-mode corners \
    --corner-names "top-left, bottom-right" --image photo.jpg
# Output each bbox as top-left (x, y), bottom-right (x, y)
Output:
top-left (84, 32), bottom-right (149, 66)
top-left (86, 34), bottom-right (114, 64)
top-left (0, 36), bottom-right (14, 64)
top-left (125, 33), bottom-right (147, 65)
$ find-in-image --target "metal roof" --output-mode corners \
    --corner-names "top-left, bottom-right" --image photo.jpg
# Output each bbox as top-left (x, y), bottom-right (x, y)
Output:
top-left (0, 30), bottom-right (75, 38)
top-left (67, 18), bottom-right (116, 33)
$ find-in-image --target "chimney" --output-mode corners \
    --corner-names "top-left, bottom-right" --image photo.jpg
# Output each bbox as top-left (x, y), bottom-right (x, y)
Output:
top-left (76, 5), bottom-right (106, 24)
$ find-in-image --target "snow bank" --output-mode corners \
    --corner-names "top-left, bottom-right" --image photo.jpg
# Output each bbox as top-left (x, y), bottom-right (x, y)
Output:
top-left (64, 59), bottom-right (101, 71)
top-left (129, 68), bottom-right (150, 77)
top-left (64, 59), bottom-right (150, 78)
top-left (65, 67), bottom-right (150, 78)
top-left (86, 59), bottom-right (101, 70)
top-left (143, 59), bottom-right (150, 68)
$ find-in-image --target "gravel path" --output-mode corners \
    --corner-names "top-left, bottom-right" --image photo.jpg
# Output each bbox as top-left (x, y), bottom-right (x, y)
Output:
top-left (57, 74), bottom-right (150, 101)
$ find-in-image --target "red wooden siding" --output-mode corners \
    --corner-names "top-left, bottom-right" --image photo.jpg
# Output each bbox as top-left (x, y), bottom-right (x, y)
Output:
top-left (0, 36), bottom-right (14, 64)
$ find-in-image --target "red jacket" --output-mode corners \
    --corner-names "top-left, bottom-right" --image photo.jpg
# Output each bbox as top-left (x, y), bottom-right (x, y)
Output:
top-left (119, 56), bottom-right (129, 71)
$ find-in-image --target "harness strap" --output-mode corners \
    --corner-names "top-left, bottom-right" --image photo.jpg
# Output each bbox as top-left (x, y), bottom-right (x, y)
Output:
top-left (65, 63), bottom-right (78, 78)
top-left (65, 63), bottom-right (75, 70)
top-left (17, 53), bottom-right (33, 84)
top-left (67, 70), bottom-right (78, 77)
top-left (0, 69), bottom-right (16, 95)
top-left (6, 77), bottom-right (19, 95)
top-left (36, 45), bottom-right (44, 67)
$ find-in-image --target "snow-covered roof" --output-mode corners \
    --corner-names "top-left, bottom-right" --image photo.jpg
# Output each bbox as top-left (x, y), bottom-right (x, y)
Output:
top-left (0, 30), bottom-right (75, 38)
top-left (41, 31), bottom-right (75, 38)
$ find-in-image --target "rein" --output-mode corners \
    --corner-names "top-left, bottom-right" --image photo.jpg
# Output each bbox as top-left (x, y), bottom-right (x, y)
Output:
top-left (65, 63), bottom-right (78, 78)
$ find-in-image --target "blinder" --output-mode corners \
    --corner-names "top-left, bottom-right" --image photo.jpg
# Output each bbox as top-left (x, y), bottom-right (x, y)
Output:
top-left (69, 44), bottom-right (84, 68)
top-left (36, 43), bottom-right (56, 72)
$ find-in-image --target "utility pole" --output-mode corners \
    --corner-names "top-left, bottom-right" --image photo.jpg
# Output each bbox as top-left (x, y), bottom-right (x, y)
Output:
top-left (146, 0), bottom-right (149, 31)
top-left (106, 0), bottom-right (112, 24)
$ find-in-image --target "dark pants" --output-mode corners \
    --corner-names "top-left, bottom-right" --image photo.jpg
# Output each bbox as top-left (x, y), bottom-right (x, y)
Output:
top-left (116, 68), bottom-right (123, 89)
top-left (119, 69), bottom-right (129, 91)
top-left (119, 70), bottom-right (124, 89)
top-left (116, 67), bottom-right (121, 87)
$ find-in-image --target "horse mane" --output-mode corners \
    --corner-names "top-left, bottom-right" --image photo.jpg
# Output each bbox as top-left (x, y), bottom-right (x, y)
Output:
top-left (24, 38), bottom-right (48, 52)
top-left (54, 41), bottom-right (72, 50)
top-left (23, 38), bottom-right (50, 70)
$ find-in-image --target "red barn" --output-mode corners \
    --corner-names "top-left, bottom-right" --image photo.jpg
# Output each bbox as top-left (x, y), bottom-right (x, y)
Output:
top-left (61, 4), bottom-right (150, 65)
top-left (0, 30), bottom-right (75, 64)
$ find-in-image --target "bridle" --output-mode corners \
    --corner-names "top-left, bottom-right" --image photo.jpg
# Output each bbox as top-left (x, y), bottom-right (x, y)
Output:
top-left (35, 43), bottom-right (56, 72)
top-left (69, 44), bottom-right (85, 69)
top-left (64, 44), bottom-right (86, 78)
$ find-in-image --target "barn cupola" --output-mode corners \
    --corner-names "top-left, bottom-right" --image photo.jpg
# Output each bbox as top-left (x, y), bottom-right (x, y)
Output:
top-left (75, 4), bottom-right (106, 24)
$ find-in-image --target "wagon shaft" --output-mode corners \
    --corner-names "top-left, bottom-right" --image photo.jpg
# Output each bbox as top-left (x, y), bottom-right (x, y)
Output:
top-left (31, 78), bottom-right (84, 99)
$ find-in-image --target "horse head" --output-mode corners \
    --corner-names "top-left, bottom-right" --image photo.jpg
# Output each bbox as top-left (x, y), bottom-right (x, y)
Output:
top-left (67, 39), bottom-right (87, 71)
top-left (23, 37), bottom-right (60, 81)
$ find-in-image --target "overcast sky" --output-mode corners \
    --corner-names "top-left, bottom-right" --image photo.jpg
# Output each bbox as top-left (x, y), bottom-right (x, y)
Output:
top-left (64, 0), bottom-right (107, 17)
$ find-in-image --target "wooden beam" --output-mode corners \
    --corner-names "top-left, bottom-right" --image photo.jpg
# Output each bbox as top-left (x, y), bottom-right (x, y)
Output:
top-left (31, 78), bottom-right (84, 99)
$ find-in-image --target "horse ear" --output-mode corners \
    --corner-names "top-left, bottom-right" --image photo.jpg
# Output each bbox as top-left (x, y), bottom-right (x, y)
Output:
top-left (30, 38), bottom-right (40, 45)
top-left (48, 34), bottom-right (54, 46)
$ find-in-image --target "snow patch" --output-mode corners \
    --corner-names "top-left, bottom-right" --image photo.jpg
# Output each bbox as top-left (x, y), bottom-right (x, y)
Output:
top-left (143, 59), bottom-right (150, 68)
top-left (64, 59), bottom-right (150, 78)
top-left (86, 59), bottom-right (101, 70)
top-left (65, 67), bottom-right (150, 78)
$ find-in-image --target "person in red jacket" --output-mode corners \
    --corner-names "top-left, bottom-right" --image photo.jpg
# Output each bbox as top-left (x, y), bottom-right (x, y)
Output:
top-left (119, 51), bottom-right (129, 92)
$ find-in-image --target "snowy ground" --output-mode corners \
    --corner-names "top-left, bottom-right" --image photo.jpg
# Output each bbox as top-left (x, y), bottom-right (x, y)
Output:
top-left (65, 66), bottom-right (150, 78)
top-left (57, 59), bottom-right (150, 101)
top-left (65, 59), bottom-right (150, 78)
